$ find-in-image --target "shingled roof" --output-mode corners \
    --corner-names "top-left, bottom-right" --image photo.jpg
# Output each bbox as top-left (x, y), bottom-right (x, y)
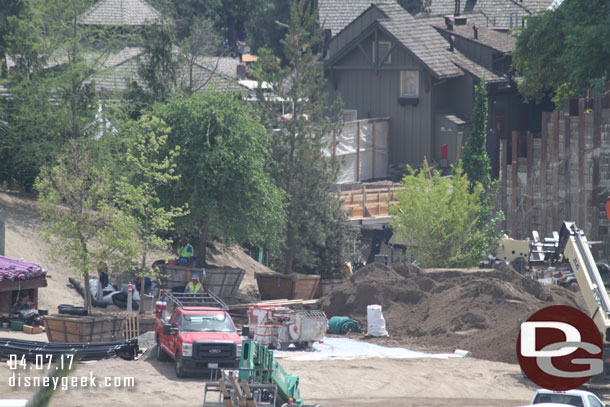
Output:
top-left (435, 21), bottom-right (516, 53)
top-left (79, 0), bottom-right (161, 26)
top-left (427, 0), bottom-right (553, 28)
top-left (319, 0), bottom-right (374, 36)
top-left (374, 2), bottom-right (463, 79)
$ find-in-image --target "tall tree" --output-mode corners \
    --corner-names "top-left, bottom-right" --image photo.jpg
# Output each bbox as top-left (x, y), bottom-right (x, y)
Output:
top-left (512, 0), bottom-right (610, 103)
top-left (461, 78), bottom-right (491, 187)
top-left (36, 141), bottom-right (138, 314)
top-left (156, 92), bottom-right (285, 265)
top-left (253, 0), bottom-right (356, 274)
top-left (114, 115), bottom-right (187, 312)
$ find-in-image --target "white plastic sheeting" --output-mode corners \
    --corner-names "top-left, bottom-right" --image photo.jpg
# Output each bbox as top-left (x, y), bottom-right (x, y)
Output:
top-left (324, 118), bottom-right (389, 184)
top-left (274, 337), bottom-right (468, 361)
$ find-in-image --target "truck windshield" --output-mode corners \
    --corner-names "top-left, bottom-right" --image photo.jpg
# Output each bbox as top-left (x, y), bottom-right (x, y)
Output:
top-left (533, 393), bottom-right (583, 407)
top-left (180, 314), bottom-right (235, 333)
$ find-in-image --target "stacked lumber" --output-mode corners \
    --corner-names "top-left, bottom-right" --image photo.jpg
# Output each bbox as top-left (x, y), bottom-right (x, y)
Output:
top-left (340, 186), bottom-right (402, 219)
top-left (229, 298), bottom-right (319, 311)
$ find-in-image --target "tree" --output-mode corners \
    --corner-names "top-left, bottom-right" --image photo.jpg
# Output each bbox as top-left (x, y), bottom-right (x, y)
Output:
top-left (461, 78), bottom-right (491, 187)
top-left (156, 92), bottom-right (285, 264)
top-left (512, 0), bottom-right (610, 104)
top-left (390, 161), bottom-right (492, 268)
top-left (114, 115), bottom-right (187, 312)
top-left (35, 141), bottom-right (138, 314)
top-left (253, 0), bottom-right (357, 274)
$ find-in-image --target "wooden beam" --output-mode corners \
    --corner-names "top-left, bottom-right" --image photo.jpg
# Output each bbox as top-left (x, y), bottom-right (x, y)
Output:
top-left (357, 43), bottom-right (373, 66)
top-left (592, 94), bottom-right (602, 255)
top-left (552, 110), bottom-right (559, 232)
top-left (525, 131), bottom-right (534, 235)
top-left (379, 42), bottom-right (396, 66)
top-left (511, 131), bottom-right (518, 237)
top-left (564, 100), bottom-right (571, 222)
top-left (357, 120), bottom-right (361, 181)
top-left (0, 278), bottom-right (47, 292)
top-left (578, 98), bottom-right (585, 227)
top-left (541, 112), bottom-right (549, 235)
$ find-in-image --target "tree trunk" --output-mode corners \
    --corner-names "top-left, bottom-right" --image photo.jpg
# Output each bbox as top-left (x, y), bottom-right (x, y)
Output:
top-left (83, 269), bottom-right (92, 315)
top-left (283, 223), bottom-right (295, 275)
top-left (139, 251), bottom-right (147, 314)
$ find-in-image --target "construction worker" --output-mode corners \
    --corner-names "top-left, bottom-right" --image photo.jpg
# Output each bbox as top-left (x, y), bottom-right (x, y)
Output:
top-left (178, 240), bottom-right (194, 265)
top-left (185, 274), bottom-right (204, 293)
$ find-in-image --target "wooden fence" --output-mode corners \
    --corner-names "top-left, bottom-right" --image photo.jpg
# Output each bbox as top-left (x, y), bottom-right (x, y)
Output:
top-left (502, 94), bottom-right (610, 259)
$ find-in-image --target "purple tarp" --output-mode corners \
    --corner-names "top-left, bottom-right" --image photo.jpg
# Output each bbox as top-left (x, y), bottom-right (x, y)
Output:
top-left (0, 255), bottom-right (46, 283)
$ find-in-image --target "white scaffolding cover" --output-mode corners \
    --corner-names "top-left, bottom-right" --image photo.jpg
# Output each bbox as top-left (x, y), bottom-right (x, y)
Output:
top-left (324, 118), bottom-right (389, 184)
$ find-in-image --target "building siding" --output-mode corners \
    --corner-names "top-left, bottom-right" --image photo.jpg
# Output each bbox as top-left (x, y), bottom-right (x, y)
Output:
top-left (327, 33), bottom-right (433, 165)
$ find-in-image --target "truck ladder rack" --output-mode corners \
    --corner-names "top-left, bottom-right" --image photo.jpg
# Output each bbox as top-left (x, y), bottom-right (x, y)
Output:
top-left (162, 290), bottom-right (229, 310)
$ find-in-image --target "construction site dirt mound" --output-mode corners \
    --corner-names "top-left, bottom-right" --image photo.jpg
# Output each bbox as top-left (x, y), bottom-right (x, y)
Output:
top-left (319, 262), bottom-right (585, 364)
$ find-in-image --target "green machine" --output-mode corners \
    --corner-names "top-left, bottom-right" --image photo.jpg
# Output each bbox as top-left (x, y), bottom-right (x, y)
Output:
top-left (203, 340), bottom-right (314, 407)
top-left (238, 340), bottom-right (302, 405)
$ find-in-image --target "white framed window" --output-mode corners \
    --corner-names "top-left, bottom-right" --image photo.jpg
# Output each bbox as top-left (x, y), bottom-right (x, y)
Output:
top-left (343, 109), bottom-right (358, 122)
top-left (400, 70), bottom-right (419, 98)
top-left (372, 41), bottom-right (392, 64)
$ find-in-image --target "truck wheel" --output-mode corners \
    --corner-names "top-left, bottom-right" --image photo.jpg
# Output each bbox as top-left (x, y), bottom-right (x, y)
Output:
top-left (156, 338), bottom-right (169, 362)
top-left (175, 352), bottom-right (187, 378)
top-left (279, 342), bottom-right (290, 351)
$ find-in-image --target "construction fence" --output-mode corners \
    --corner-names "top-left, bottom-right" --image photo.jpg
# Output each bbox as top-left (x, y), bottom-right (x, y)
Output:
top-left (502, 94), bottom-right (610, 261)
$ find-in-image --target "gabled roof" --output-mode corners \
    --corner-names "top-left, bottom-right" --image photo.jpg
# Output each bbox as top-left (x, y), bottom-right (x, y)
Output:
top-left (319, 0), bottom-right (375, 36)
top-left (374, 2), bottom-right (463, 78)
top-left (435, 21), bottom-right (516, 53)
top-left (79, 0), bottom-right (161, 26)
top-left (426, 0), bottom-right (554, 28)
top-left (90, 49), bottom-right (245, 94)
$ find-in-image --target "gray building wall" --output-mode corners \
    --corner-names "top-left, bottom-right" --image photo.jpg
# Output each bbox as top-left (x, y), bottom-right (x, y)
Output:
top-left (326, 32), bottom-right (434, 165)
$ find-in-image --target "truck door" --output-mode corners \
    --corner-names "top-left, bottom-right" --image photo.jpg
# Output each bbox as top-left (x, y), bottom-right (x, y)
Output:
top-left (162, 310), bottom-right (179, 354)
top-left (168, 311), bottom-right (180, 354)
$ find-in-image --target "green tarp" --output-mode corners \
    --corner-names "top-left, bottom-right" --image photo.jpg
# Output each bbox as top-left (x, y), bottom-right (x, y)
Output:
top-left (327, 316), bottom-right (361, 335)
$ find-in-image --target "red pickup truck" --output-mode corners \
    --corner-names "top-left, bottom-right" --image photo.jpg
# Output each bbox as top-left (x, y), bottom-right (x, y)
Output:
top-left (154, 292), bottom-right (242, 378)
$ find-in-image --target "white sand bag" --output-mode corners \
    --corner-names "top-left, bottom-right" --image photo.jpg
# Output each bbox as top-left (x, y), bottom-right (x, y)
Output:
top-left (366, 304), bottom-right (389, 337)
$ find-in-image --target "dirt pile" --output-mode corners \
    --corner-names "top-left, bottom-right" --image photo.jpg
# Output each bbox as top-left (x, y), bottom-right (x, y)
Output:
top-left (319, 262), bottom-right (585, 364)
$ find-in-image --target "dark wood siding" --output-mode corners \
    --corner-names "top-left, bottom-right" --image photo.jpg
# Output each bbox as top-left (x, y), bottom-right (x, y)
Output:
top-left (327, 34), bottom-right (434, 165)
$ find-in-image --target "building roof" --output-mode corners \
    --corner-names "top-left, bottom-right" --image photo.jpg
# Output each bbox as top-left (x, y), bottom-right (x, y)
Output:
top-left (319, 0), bottom-right (376, 36)
top-left (374, 3), bottom-right (463, 79)
top-left (426, 0), bottom-right (554, 28)
top-left (435, 21), bottom-right (517, 53)
top-left (91, 48), bottom-right (245, 94)
top-left (79, 0), bottom-right (161, 26)
top-left (451, 50), bottom-right (505, 82)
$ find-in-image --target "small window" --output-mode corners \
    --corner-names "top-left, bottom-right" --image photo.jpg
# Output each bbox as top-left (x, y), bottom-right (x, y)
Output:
top-left (400, 71), bottom-right (419, 98)
top-left (343, 109), bottom-right (358, 122)
top-left (373, 41), bottom-right (392, 64)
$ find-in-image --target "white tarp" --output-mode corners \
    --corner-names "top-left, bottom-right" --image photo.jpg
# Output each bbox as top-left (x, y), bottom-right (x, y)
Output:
top-left (274, 337), bottom-right (468, 361)
top-left (324, 118), bottom-right (389, 184)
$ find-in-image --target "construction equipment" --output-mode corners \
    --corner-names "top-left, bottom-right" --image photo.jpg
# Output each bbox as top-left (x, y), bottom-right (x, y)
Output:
top-left (202, 340), bottom-right (319, 407)
top-left (542, 221), bottom-right (610, 379)
top-left (247, 306), bottom-right (327, 350)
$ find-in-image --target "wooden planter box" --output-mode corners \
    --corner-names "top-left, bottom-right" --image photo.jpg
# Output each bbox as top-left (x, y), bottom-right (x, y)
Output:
top-left (43, 314), bottom-right (125, 343)
top-left (255, 273), bottom-right (320, 300)
top-left (159, 264), bottom-right (245, 300)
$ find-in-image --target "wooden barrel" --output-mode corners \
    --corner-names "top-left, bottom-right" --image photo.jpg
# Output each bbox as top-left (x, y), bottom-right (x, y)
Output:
top-left (43, 314), bottom-right (125, 343)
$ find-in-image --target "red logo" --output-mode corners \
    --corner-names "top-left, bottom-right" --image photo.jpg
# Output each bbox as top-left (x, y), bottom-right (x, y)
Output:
top-left (516, 305), bottom-right (603, 391)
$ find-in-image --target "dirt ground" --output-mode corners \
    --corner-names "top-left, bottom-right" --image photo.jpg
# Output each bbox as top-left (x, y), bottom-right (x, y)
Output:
top-left (0, 344), bottom-right (536, 407)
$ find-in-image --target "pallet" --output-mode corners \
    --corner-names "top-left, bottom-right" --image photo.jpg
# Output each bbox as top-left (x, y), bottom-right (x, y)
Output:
top-left (123, 313), bottom-right (140, 340)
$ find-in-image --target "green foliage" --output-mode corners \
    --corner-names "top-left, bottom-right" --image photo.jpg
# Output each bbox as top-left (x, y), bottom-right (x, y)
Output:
top-left (155, 92), bottom-right (286, 263)
top-left (253, 0), bottom-right (357, 274)
top-left (512, 0), bottom-right (610, 103)
top-left (390, 162), bottom-right (495, 268)
top-left (461, 78), bottom-right (490, 187)
top-left (35, 141), bottom-right (138, 313)
top-left (137, 23), bottom-right (179, 104)
top-left (113, 115), bottom-right (187, 309)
